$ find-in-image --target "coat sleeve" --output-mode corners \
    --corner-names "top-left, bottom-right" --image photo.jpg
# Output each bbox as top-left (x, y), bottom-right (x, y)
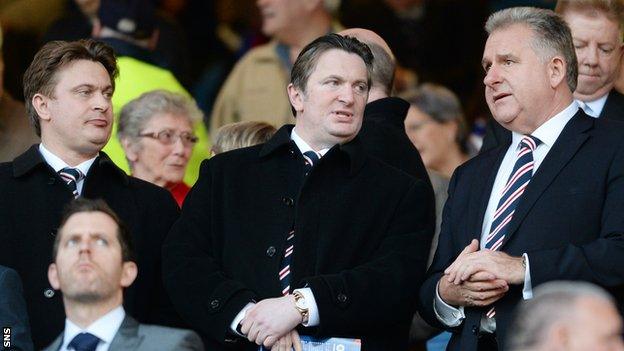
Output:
top-left (527, 138), bottom-right (624, 287)
top-left (301, 179), bottom-right (435, 335)
top-left (0, 267), bottom-right (34, 351)
top-left (162, 160), bottom-right (257, 343)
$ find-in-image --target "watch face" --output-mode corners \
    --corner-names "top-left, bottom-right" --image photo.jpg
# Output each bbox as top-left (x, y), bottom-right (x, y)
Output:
top-left (296, 296), bottom-right (307, 309)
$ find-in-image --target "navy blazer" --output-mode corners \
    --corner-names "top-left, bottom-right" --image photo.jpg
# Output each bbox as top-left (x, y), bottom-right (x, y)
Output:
top-left (0, 265), bottom-right (33, 351)
top-left (419, 111), bottom-right (624, 351)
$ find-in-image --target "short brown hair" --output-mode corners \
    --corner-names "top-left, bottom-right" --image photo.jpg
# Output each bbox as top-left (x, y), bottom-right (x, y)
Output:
top-left (556, 0), bottom-right (624, 40)
top-left (53, 198), bottom-right (134, 262)
top-left (211, 121), bottom-right (276, 154)
top-left (23, 39), bottom-right (118, 136)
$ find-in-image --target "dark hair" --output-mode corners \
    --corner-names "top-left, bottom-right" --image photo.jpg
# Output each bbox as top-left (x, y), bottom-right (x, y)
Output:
top-left (289, 33), bottom-right (374, 115)
top-left (53, 198), bottom-right (134, 262)
top-left (23, 39), bottom-right (118, 136)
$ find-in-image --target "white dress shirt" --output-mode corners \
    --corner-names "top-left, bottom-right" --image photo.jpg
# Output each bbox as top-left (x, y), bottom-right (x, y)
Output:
top-left (575, 94), bottom-right (607, 118)
top-left (230, 128), bottom-right (330, 335)
top-left (434, 101), bottom-right (579, 331)
top-left (59, 306), bottom-right (125, 351)
top-left (39, 143), bottom-right (97, 195)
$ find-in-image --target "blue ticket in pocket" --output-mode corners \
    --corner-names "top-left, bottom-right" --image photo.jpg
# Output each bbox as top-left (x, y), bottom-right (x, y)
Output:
top-left (258, 335), bottom-right (361, 351)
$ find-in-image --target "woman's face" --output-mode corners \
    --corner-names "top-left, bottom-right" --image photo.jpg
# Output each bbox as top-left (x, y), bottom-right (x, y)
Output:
top-left (126, 113), bottom-right (195, 188)
top-left (404, 106), bottom-right (458, 171)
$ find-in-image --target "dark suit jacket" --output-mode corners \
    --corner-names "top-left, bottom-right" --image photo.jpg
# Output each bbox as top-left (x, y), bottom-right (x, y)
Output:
top-left (163, 125), bottom-right (434, 351)
top-left (419, 111), bottom-right (624, 351)
top-left (43, 315), bottom-right (204, 351)
top-left (480, 89), bottom-right (624, 153)
top-left (0, 146), bottom-right (181, 349)
top-left (0, 265), bottom-right (33, 351)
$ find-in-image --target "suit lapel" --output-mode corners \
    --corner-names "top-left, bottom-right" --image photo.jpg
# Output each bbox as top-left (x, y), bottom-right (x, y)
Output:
top-left (109, 316), bottom-right (143, 350)
top-left (502, 113), bottom-right (593, 245)
top-left (468, 145), bottom-right (508, 241)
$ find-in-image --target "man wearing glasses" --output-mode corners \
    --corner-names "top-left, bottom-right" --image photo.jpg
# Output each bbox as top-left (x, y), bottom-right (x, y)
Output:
top-left (0, 39), bottom-right (182, 349)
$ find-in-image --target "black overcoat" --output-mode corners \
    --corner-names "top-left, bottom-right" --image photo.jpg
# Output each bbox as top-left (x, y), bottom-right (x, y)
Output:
top-left (0, 146), bottom-right (181, 348)
top-left (163, 125), bottom-right (435, 351)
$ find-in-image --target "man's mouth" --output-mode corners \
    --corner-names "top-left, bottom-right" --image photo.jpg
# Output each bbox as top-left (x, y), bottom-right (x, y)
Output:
top-left (493, 93), bottom-right (511, 102)
top-left (87, 118), bottom-right (109, 127)
top-left (333, 110), bottom-right (353, 118)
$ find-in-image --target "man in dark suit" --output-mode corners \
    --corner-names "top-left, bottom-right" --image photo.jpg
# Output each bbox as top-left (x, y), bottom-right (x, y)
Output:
top-left (0, 39), bottom-right (181, 348)
top-left (419, 7), bottom-right (624, 351)
top-left (0, 265), bottom-right (33, 351)
top-left (163, 34), bottom-right (433, 351)
top-left (481, 0), bottom-right (624, 152)
top-left (43, 198), bottom-right (203, 351)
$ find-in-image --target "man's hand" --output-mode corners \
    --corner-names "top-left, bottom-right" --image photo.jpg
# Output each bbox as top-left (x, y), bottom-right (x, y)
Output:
top-left (438, 272), bottom-right (509, 307)
top-left (240, 295), bottom-right (303, 348)
top-left (271, 330), bottom-right (302, 351)
top-left (445, 247), bottom-right (525, 285)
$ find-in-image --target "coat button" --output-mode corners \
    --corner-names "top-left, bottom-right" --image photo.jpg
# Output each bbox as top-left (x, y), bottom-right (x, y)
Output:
top-left (210, 299), bottom-right (220, 309)
top-left (337, 294), bottom-right (347, 303)
top-left (266, 246), bottom-right (276, 257)
top-left (471, 325), bottom-right (478, 335)
top-left (44, 288), bottom-right (55, 298)
top-left (282, 197), bottom-right (294, 206)
top-left (47, 177), bottom-right (56, 185)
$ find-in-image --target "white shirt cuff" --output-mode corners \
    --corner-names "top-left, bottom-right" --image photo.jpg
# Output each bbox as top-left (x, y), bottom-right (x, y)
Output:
top-left (230, 302), bottom-right (255, 336)
top-left (294, 288), bottom-right (320, 327)
top-left (433, 281), bottom-right (465, 327)
top-left (522, 253), bottom-right (533, 300)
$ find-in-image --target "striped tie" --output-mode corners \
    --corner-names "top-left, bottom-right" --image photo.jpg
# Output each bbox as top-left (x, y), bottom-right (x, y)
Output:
top-left (278, 150), bottom-right (321, 295)
top-left (58, 167), bottom-right (83, 198)
top-left (485, 135), bottom-right (541, 318)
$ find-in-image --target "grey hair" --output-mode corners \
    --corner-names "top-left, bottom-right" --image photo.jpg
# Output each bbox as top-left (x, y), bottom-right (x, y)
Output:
top-left (117, 89), bottom-right (202, 144)
top-left (400, 83), bottom-right (468, 153)
top-left (508, 281), bottom-right (615, 351)
top-left (367, 42), bottom-right (395, 95)
top-left (485, 7), bottom-right (578, 92)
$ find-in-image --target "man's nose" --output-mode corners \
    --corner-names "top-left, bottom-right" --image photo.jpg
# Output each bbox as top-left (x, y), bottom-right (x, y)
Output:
top-left (338, 85), bottom-right (355, 105)
top-left (93, 92), bottom-right (111, 112)
top-left (483, 66), bottom-right (501, 87)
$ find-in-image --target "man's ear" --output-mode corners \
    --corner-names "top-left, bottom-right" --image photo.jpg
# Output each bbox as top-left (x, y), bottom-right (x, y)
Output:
top-left (32, 93), bottom-right (52, 122)
top-left (548, 56), bottom-right (566, 89)
top-left (120, 261), bottom-right (138, 288)
top-left (48, 263), bottom-right (60, 290)
top-left (287, 83), bottom-right (304, 115)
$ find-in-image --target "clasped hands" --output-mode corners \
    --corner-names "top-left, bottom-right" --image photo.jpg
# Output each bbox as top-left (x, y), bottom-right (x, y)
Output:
top-left (438, 239), bottom-right (525, 307)
top-left (240, 295), bottom-right (304, 351)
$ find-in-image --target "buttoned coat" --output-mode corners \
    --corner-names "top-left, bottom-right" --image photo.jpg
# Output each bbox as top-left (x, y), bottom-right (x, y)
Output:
top-left (0, 146), bottom-right (181, 349)
top-left (419, 112), bottom-right (624, 350)
top-left (163, 125), bottom-right (434, 351)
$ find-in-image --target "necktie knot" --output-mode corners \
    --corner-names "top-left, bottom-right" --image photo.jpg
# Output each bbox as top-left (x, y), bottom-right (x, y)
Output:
top-left (68, 332), bottom-right (100, 351)
top-left (519, 135), bottom-right (541, 153)
top-left (303, 150), bottom-right (320, 167)
top-left (59, 167), bottom-right (84, 198)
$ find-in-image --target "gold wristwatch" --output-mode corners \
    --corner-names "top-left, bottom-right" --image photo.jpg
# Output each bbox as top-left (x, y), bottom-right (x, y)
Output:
top-left (293, 290), bottom-right (309, 323)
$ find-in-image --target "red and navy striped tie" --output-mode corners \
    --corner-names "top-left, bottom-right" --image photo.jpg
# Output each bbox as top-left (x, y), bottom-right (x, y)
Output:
top-left (485, 135), bottom-right (540, 318)
top-left (58, 167), bottom-right (83, 199)
top-left (279, 150), bottom-right (320, 295)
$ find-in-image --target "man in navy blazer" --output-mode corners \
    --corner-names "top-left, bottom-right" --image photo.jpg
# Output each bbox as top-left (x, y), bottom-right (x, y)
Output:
top-left (419, 7), bottom-right (624, 351)
top-left (480, 0), bottom-right (624, 153)
top-left (0, 265), bottom-right (33, 351)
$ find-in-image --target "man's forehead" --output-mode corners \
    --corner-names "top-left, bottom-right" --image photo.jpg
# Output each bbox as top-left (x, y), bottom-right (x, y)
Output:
top-left (61, 211), bottom-right (118, 235)
top-left (53, 60), bottom-right (112, 88)
top-left (484, 25), bottom-right (534, 57)
top-left (311, 49), bottom-right (367, 78)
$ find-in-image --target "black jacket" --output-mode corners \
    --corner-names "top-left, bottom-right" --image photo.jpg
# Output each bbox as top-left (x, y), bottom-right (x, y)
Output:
top-left (163, 125), bottom-right (435, 350)
top-left (0, 146), bottom-right (181, 348)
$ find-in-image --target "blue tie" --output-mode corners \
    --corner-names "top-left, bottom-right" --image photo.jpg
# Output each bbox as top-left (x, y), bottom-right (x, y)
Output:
top-left (58, 167), bottom-right (83, 198)
top-left (278, 150), bottom-right (321, 295)
top-left (68, 332), bottom-right (100, 351)
top-left (485, 135), bottom-right (541, 318)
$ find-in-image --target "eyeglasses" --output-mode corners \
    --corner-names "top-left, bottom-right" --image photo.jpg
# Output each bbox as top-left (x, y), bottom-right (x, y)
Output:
top-left (138, 129), bottom-right (199, 147)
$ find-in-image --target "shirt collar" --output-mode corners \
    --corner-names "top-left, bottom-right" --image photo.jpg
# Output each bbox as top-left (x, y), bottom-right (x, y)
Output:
top-left (511, 101), bottom-right (579, 149)
top-left (576, 93), bottom-right (608, 118)
top-left (290, 128), bottom-right (330, 157)
top-left (62, 306), bottom-right (125, 350)
top-left (39, 143), bottom-right (97, 176)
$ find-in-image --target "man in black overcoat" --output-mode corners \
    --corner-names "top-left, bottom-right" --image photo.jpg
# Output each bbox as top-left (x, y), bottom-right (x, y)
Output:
top-left (162, 34), bottom-right (434, 351)
top-left (0, 39), bottom-right (181, 348)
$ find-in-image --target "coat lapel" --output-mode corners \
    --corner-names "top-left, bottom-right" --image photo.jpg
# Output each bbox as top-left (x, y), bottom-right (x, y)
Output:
top-left (502, 113), bottom-right (593, 245)
top-left (109, 315), bottom-right (143, 350)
